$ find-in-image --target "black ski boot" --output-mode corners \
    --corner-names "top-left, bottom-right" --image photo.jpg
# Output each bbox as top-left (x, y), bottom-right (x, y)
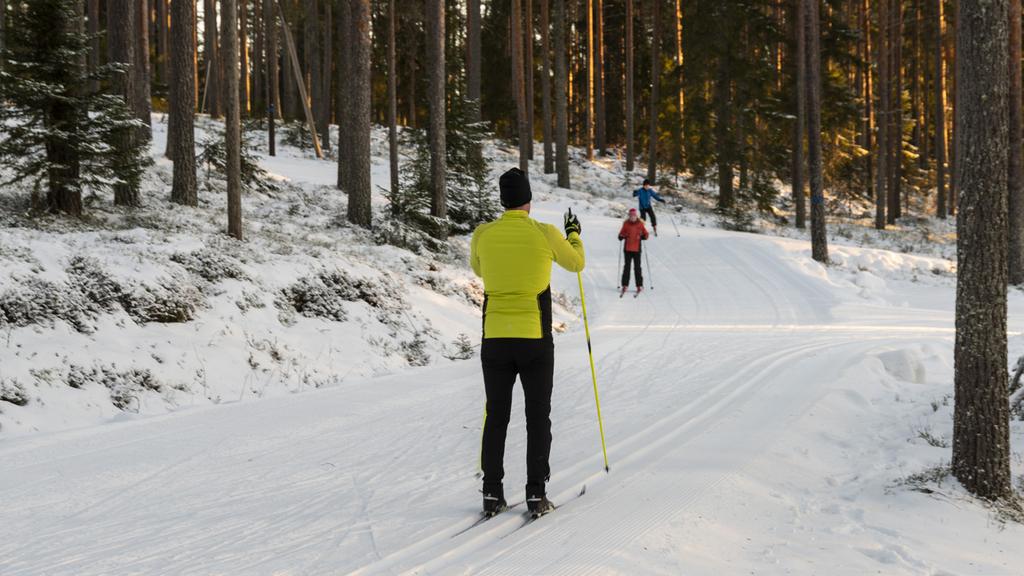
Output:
top-left (526, 495), bottom-right (556, 518)
top-left (482, 486), bottom-right (508, 517)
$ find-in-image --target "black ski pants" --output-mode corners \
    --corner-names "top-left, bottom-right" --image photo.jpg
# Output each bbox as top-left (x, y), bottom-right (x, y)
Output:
top-left (481, 337), bottom-right (554, 498)
top-left (622, 250), bottom-right (643, 288)
top-left (640, 206), bottom-right (657, 227)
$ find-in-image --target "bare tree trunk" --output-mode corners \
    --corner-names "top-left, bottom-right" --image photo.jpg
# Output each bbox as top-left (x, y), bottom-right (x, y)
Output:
top-left (875, 0), bottom-right (888, 229)
top-left (170, 0), bottom-right (198, 206)
top-left (553, 0), bottom-right (570, 187)
top-left (526, 0), bottom-right (535, 160)
top-left (793, 0), bottom-right (806, 229)
top-left (715, 32), bottom-right (732, 209)
top-left (935, 0), bottom-right (946, 218)
top-left (595, 0), bottom-right (605, 155)
top-left (467, 0), bottom-right (481, 122)
top-left (346, 0), bottom-right (372, 227)
top-left (223, 0), bottom-right (242, 239)
top-left (647, 0), bottom-right (660, 183)
top-left (512, 0), bottom-right (529, 172)
top-left (585, 0), bottom-right (594, 160)
top-left (541, 0), bottom-right (554, 174)
top-left (805, 0), bottom-right (828, 263)
top-left (673, 0), bottom-right (684, 173)
top-left (320, 0), bottom-right (331, 150)
top-left (240, 0), bottom-right (249, 115)
top-left (253, 0), bottom-right (263, 112)
top-left (304, 0), bottom-right (321, 140)
top-left (88, 0), bottom-right (100, 93)
top-left (626, 0), bottom-right (634, 172)
top-left (135, 0), bottom-right (153, 137)
top-left (388, 0), bottom-right (399, 199)
top-left (157, 0), bottom-right (170, 84)
top-left (887, 0), bottom-right (901, 223)
top-left (110, 0), bottom-right (141, 206)
top-left (1008, 0), bottom-right (1023, 285)
top-left (204, 0), bottom-right (221, 116)
top-left (426, 0), bottom-right (446, 235)
top-left (863, 0), bottom-right (873, 200)
top-left (336, 0), bottom-right (350, 186)
top-left (952, 0), bottom-right (1012, 503)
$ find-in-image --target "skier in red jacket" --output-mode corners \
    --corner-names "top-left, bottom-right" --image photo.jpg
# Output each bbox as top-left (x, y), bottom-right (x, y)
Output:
top-left (618, 208), bottom-right (649, 296)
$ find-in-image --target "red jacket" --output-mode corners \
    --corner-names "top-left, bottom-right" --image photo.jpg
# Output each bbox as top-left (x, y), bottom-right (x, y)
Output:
top-left (618, 219), bottom-right (649, 252)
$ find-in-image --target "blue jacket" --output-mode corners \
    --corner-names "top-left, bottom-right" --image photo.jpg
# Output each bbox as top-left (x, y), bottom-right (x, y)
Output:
top-left (633, 187), bottom-right (665, 210)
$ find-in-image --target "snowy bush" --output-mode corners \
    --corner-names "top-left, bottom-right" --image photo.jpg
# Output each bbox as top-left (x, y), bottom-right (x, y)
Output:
top-left (235, 290), bottom-right (266, 312)
top-left (443, 333), bottom-right (475, 361)
top-left (0, 378), bottom-right (29, 406)
top-left (67, 364), bottom-right (162, 412)
top-left (277, 269), bottom-right (408, 326)
top-left (66, 256), bottom-right (124, 314)
top-left (121, 278), bottom-right (203, 324)
top-left (171, 248), bottom-right (247, 282)
top-left (401, 331), bottom-right (431, 367)
top-left (197, 124), bottom-right (276, 194)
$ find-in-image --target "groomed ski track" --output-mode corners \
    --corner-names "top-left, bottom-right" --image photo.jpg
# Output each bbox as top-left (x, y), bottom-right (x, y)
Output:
top-left (0, 202), bottom-right (996, 575)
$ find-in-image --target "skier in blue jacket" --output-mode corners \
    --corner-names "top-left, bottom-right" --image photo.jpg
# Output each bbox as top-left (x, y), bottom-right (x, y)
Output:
top-left (633, 179), bottom-right (666, 236)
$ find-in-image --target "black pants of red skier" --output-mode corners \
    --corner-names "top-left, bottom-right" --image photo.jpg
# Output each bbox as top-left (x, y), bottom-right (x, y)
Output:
top-left (640, 206), bottom-right (657, 227)
top-left (481, 337), bottom-right (554, 499)
top-left (622, 251), bottom-right (643, 288)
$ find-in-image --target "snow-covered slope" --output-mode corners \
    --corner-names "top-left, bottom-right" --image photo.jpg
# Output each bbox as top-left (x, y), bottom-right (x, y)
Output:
top-left (3, 146), bottom-right (1023, 573)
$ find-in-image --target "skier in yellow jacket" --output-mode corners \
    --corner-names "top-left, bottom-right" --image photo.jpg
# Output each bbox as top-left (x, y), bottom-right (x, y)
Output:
top-left (470, 167), bottom-right (585, 518)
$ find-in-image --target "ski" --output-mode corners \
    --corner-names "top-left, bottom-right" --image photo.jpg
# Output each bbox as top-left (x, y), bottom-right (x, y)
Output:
top-left (501, 485), bottom-right (587, 537)
top-left (451, 500), bottom-right (524, 538)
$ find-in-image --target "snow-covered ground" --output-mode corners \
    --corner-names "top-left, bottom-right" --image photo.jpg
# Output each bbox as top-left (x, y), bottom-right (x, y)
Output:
top-left (1, 117), bottom-right (1023, 575)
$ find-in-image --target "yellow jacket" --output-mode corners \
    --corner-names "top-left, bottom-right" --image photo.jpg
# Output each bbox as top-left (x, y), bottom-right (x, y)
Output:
top-left (470, 210), bottom-right (586, 339)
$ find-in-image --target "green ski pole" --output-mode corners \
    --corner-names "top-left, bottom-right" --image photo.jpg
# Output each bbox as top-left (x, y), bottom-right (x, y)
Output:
top-left (577, 271), bottom-right (610, 473)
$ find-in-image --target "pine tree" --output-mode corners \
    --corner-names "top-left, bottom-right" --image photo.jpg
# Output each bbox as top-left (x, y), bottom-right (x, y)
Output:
top-left (109, 0), bottom-right (143, 206)
top-left (952, 0), bottom-right (1013, 502)
top-left (223, 0), bottom-right (243, 240)
top-left (347, 0), bottom-right (372, 228)
top-left (0, 0), bottom-right (146, 216)
top-left (170, 0), bottom-right (198, 206)
top-left (805, 0), bottom-right (828, 263)
top-left (553, 0), bottom-right (570, 187)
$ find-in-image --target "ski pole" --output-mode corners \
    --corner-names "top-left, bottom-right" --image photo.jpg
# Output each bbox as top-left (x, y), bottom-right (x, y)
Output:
top-left (577, 272), bottom-right (610, 473)
top-left (643, 238), bottom-right (653, 290)
top-left (670, 210), bottom-right (680, 237)
top-left (616, 239), bottom-right (623, 288)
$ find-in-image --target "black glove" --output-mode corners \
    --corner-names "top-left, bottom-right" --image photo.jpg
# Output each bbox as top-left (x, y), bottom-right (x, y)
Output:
top-left (564, 208), bottom-right (582, 237)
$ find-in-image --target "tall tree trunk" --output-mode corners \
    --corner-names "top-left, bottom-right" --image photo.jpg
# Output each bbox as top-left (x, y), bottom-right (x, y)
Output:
top-left (321, 0), bottom-right (331, 148)
top-left (793, 0), bottom-right (806, 229)
top-left (1008, 0), bottom-right (1023, 285)
top-left (346, 0), bottom-right (372, 227)
top-left (625, 0), bottom-right (634, 172)
top-left (541, 0), bottom-right (554, 174)
top-left (305, 0), bottom-right (321, 131)
top-left (862, 0), bottom-right (873, 200)
top-left (388, 0), bottom-right (399, 199)
top-left (240, 0), bottom-right (249, 115)
top-left (170, 0), bottom-right (198, 206)
top-left (46, 3), bottom-right (83, 216)
top-left (253, 0), bottom-right (264, 113)
top-left (875, 0), bottom-right (888, 229)
top-left (887, 0), bottom-right (901, 223)
top-left (204, 0), bottom-right (221, 116)
top-left (585, 0), bottom-right (594, 160)
top-left (467, 0), bottom-right (481, 122)
top-left (157, 0), bottom-right (169, 84)
top-left (223, 0), bottom-right (242, 239)
top-left (715, 33), bottom-right (733, 209)
top-left (553, 0), bottom-right (570, 187)
top-left (952, 0), bottom-right (1012, 503)
top-left (526, 0), bottom-right (535, 160)
top-left (135, 0), bottom-right (153, 137)
top-left (109, 0), bottom-right (141, 206)
top-left (87, 0), bottom-right (100, 93)
top-left (512, 0), bottom-right (529, 172)
top-left (673, 0), bottom-right (684, 173)
top-left (805, 0), bottom-right (828, 263)
top-left (336, 0), bottom-right (350, 187)
top-left (935, 0), bottom-right (946, 218)
top-left (595, 0), bottom-right (605, 154)
top-left (647, 0), bottom-right (660, 183)
top-left (948, 0), bottom-right (958, 216)
top-left (426, 0), bottom-right (446, 235)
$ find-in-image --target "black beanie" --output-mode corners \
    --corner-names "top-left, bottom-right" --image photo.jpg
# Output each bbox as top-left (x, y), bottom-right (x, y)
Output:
top-left (643, 178), bottom-right (651, 186)
top-left (499, 168), bottom-right (533, 208)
